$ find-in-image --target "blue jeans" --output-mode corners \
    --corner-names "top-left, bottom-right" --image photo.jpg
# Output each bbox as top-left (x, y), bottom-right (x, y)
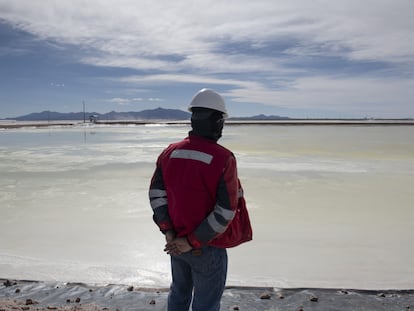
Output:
top-left (168, 247), bottom-right (228, 311)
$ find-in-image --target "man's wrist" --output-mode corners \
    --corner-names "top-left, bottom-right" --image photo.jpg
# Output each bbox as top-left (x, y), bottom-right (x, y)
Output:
top-left (185, 236), bottom-right (193, 249)
top-left (187, 233), bottom-right (202, 249)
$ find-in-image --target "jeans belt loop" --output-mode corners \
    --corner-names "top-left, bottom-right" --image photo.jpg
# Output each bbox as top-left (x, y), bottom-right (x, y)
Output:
top-left (191, 249), bottom-right (202, 256)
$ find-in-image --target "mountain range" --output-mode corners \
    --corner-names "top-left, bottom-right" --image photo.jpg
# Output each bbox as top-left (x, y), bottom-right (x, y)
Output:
top-left (7, 107), bottom-right (290, 121)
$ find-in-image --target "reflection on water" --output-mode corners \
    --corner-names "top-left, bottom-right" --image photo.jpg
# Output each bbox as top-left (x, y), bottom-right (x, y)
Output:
top-left (1, 124), bottom-right (414, 289)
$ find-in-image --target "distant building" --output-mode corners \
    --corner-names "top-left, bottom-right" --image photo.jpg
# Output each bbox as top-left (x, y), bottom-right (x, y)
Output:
top-left (89, 114), bottom-right (98, 123)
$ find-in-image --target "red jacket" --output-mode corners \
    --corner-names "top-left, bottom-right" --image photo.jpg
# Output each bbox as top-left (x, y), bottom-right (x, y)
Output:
top-left (149, 134), bottom-right (239, 248)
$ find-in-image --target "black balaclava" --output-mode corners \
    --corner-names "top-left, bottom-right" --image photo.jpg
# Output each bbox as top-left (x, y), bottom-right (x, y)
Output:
top-left (190, 107), bottom-right (224, 141)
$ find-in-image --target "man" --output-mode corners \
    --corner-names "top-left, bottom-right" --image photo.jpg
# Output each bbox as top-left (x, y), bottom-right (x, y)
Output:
top-left (149, 88), bottom-right (251, 311)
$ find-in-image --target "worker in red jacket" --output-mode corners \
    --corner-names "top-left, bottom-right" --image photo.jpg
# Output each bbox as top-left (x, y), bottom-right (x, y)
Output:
top-left (149, 88), bottom-right (251, 311)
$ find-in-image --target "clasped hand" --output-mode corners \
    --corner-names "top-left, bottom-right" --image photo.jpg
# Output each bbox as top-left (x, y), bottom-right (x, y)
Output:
top-left (164, 231), bottom-right (192, 255)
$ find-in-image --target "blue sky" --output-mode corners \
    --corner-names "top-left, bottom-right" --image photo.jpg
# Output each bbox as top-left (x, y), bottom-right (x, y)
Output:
top-left (0, 0), bottom-right (413, 119)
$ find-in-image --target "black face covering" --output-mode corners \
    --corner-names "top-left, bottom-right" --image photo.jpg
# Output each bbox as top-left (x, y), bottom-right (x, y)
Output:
top-left (190, 108), bottom-right (224, 141)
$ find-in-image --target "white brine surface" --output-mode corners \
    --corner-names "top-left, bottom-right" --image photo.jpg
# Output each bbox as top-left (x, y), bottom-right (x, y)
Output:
top-left (1, 124), bottom-right (413, 289)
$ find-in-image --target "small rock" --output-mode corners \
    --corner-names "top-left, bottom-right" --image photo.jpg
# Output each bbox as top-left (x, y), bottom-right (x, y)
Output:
top-left (75, 297), bottom-right (81, 303)
top-left (127, 286), bottom-right (134, 292)
top-left (47, 306), bottom-right (58, 310)
top-left (66, 299), bottom-right (71, 303)
top-left (15, 288), bottom-right (21, 293)
top-left (298, 306), bottom-right (304, 311)
top-left (25, 299), bottom-right (34, 305)
top-left (277, 293), bottom-right (285, 299)
top-left (260, 293), bottom-right (271, 299)
top-left (377, 293), bottom-right (386, 298)
top-left (22, 306), bottom-right (30, 311)
top-left (339, 289), bottom-right (349, 295)
top-left (310, 296), bottom-right (318, 302)
top-left (3, 280), bottom-right (14, 287)
top-left (232, 306), bottom-right (239, 311)
top-left (149, 299), bottom-right (156, 305)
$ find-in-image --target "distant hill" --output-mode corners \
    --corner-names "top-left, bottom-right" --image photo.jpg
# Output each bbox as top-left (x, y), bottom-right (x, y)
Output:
top-left (8, 108), bottom-right (290, 121)
top-left (231, 114), bottom-right (290, 120)
top-left (9, 107), bottom-right (191, 121)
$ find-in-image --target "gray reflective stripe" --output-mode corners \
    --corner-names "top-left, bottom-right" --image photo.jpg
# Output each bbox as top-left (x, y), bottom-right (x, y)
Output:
top-left (170, 149), bottom-right (213, 164)
top-left (149, 189), bottom-right (167, 198)
top-left (215, 204), bottom-right (236, 221)
top-left (207, 213), bottom-right (227, 234)
top-left (150, 197), bottom-right (168, 210)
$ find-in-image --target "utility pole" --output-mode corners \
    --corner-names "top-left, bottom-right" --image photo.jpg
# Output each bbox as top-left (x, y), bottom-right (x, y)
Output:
top-left (83, 100), bottom-right (86, 123)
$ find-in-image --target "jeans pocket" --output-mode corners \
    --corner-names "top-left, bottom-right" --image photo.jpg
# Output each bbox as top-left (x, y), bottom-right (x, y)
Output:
top-left (191, 247), bottom-right (227, 276)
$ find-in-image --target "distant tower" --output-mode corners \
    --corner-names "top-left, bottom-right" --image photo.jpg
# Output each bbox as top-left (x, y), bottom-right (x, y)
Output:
top-left (83, 100), bottom-right (86, 123)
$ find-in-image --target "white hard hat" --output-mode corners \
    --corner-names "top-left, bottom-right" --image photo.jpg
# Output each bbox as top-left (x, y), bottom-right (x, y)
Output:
top-left (188, 88), bottom-right (228, 118)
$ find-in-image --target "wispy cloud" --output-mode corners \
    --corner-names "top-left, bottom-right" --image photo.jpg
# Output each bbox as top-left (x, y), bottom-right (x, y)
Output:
top-left (107, 97), bottom-right (131, 105)
top-left (107, 97), bottom-right (164, 106)
top-left (2, 1), bottom-right (412, 66)
top-left (50, 82), bottom-right (65, 87)
top-left (226, 75), bottom-right (414, 117)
